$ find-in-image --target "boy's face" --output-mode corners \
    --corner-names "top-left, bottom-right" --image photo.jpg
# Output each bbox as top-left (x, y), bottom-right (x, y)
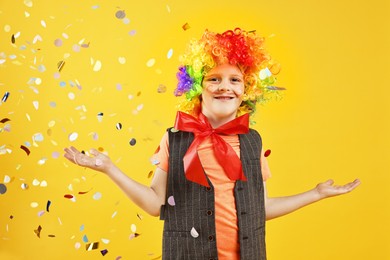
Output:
top-left (201, 63), bottom-right (244, 122)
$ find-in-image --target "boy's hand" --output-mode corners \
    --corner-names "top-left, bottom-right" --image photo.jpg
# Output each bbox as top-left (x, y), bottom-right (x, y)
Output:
top-left (63, 146), bottom-right (112, 173)
top-left (315, 179), bottom-right (361, 199)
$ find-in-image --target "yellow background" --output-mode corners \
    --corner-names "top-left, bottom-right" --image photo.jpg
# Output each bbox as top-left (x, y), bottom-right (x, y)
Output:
top-left (1, 0), bottom-right (389, 259)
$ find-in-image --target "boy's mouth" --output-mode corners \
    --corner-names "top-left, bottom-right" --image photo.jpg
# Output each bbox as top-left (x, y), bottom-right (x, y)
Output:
top-left (214, 96), bottom-right (234, 100)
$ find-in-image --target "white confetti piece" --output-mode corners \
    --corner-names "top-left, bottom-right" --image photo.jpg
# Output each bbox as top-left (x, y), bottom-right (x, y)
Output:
top-left (146, 58), bottom-right (155, 67)
top-left (30, 202), bottom-right (39, 208)
top-left (32, 179), bottom-right (40, 186)
top-left (33, 133), bottom-right (44, 142)
top-left (136, 104), bottom-right (144, 111)
top-left (101, 238), bottom-right (110, 244)
top-left (93, 192), bottom-right (102, 200)
top-left (4, 175), bottom-right (11, 183)
top-left (167, 48), bottom-right (173, 59)
top-left (259, 67), bottom-right (272, 80)
top-left (40, 180), bottom-right (47, 187)
top-left (75, 242), bottom-right (81, 250)
top-left (33, 34), bottom-right (43, 44)
top-left (21, 183), bottom-right (29, 190)
top-left (35, 78), bottom-right (42, 85)
top-left (33, 101), bottom-right (39, 110)
top-left (123, 18), bottom-right (130, 24)
top-left (62, 33), bottom-right (69, 39)
top-left (68, 92), bottom-right (75, 100)
top-left (68, 132), bottom-right (78, 142)
top-left (38, 157), bottom-right (47, 165)
top-left (38, 210), bottom-right (45, 217)
top-left (41, 20), bottom-right (47, 28)
top-left (190, 227), bottom-right (199, 238)
top-left (131, 224), bottom-right (136, 233)
top-left (166, 5), bottom-right (171, 13)
top-left (167, 196), bottom-right (175, 206)
top-left (93, 60), bottom-right (102, 71)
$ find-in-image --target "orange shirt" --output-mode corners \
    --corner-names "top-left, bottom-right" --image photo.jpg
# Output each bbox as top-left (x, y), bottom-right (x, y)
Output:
top-left (155, 132), bottom-right (271, 260)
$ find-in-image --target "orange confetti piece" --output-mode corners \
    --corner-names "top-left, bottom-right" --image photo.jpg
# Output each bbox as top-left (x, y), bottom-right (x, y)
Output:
top-left (182, 23), bottom-right (190, 31)
top-left (64, 194), bottom-right (74, 199)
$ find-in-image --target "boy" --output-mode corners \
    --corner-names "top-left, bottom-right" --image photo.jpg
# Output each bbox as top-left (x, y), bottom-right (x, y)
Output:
top-left (64, 28), bottom-right (360, 260)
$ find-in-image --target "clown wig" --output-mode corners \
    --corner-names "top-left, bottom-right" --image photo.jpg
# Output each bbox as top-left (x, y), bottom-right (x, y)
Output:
top-left (174, 28), bottom-right (283, 118)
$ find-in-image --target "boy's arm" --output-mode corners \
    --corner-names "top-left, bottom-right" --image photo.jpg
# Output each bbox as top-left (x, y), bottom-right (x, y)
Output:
top-left (263, 179), bottom-right (361, 220)
top-left (64, 146), bottom-right (167, 217)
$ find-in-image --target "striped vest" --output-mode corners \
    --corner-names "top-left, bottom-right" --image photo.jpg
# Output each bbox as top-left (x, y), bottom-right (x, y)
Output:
top-left (160, 129), bottom-right (266, 260)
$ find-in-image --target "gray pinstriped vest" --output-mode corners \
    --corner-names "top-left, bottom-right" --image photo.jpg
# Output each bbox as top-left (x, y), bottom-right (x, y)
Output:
top-left (160, 128), bottom-right (266, 260)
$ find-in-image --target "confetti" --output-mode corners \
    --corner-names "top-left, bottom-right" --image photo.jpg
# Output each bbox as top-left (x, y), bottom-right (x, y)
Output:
top-left (0, 184), bottom-right (7, 194)
top-left (40, 180), bottom-right (47, 187)
top-left (129, 138), bottom-right (136, 146)
top-left (52, 151), bottom-right (60, 159)
top-left (78, 189), bottom-right (91, 195)
top-left (118, 57), bottom-right (126, 64)
top-left (68, 132), bottom-right (78, 142)
top-left (147, 170), bottom-right (153, 178)
top-left (129, 233), bottom-right (140, 240)
top-left (128, 30), bottom-right (136, 36)
top-left (34, 225), bottom-right (42, 238)
top-left (182, 23), bottom-right (190, 31)
top-left (259, 67), bottom-right (272, 80)
top-left (33, 101), bottom-right (39, 110)
top-left (30, 202), bottom-right (39, 208)
top-left (264, 149), bottom-right (271, 157)
top-left (11, 34), bottom-right (15, 44)
top-left (101, 238), bottom-right (110, 244)
top-left (83, 234), bottom-right (89, 243)
top-left (1, 92), bottom-right (10, 102)
top-left (75, 242), bottom-right (81, 250)
top-left (97, 112), bottom-right (103, 122)
top-left (266, 86), bottom-right (286, 91)
top-left (167, 196), bottom-right (175, 206)
top-left (130, 224), bottom-right (136, 233)
top-left (137, 213), bottom-right (143, 220)
top-left (86, 242), bottom-right (99, 251)
top-left (21, 183), bottom-right (29, 190)
top-left (0, 118), bottom-right (11, 123)
top-left (115, 10), bottom-right (126, 19)
top-left (157, 84), bottom-right (167, 93)
top-left (24, 0), bottom-right (33, 8)
top-left (54, 38), bottom-right (63, 47)
top-left (93, 60), bottom-right (102, 71)
top-left (190, 227), bottom-right (199, 238)
top-left (68, 92), bottom-right (75, 100)
top-left (167, 48), bottom-right (173, 59)
top-left (4, 175), bottom-right (11, 184)
top-left (38, 210), bottom-right (45, 217)
top-left (20, 145), bottom-right (31, 155)
top-left (101, 249), bottom-right (108, 256)
top-left (93, 192), bottom-right (102, 200)
top-left (64, 194), bottom-right (74, 199)
top-left (46, 200), bottom-right (51, 212)
top-left (33, 133), bottom-right (44, 142)
top-left (57, 61), bottom-right (65, 71)
top-left (32, 179), bottom-right (40, 186)
top-left (116, 123), bottom-right (122, 130)
top-left (146, 58), bottom-right (155, 67)
top-left (41, 20), bottom-right (47, 28)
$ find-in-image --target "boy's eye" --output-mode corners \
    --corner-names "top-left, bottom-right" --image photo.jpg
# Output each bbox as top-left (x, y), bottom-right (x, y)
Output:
top-left (207, 78), bottom-right (219, 82)
top-left (231, 78), bottom-right (242, 82)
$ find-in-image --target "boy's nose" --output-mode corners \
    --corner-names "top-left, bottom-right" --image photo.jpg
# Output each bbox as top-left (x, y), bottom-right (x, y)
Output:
top-left (217, 81), bottom-right (231, 92)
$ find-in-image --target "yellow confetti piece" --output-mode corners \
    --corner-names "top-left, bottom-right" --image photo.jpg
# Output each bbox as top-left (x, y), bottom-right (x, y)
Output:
top-left (4, 25), bottom-right (11, 32)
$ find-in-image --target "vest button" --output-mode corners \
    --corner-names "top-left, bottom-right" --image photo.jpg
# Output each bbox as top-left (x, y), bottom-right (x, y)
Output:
top-left (207, 210), bottom-right (213, 216)
top-left (208, 235), bottom-right (214, 241)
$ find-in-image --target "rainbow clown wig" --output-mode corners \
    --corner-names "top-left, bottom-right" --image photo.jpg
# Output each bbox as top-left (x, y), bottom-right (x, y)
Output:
top-left (174, 28), bottom-right (284, 119)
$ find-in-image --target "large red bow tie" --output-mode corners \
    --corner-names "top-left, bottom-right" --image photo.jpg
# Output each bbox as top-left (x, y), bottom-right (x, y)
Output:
top-left (174, 111), bottom-right (249, 187)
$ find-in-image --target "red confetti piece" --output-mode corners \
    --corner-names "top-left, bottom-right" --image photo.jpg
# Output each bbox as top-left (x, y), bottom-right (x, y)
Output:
top-left (264, 149), bottom-right (271, 157)
top-left (78, 189), bottom-right (92, 195)
top-left (0, 118), bottom-right (11, 123)
top-left (20, 145), bottom-right (31, 155)
top-left (64, 194), bottom-right (74, 199)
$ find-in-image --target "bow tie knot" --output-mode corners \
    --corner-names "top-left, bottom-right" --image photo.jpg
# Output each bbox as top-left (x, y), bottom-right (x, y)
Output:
top-left (174, 111), bottom-right (250, 187)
